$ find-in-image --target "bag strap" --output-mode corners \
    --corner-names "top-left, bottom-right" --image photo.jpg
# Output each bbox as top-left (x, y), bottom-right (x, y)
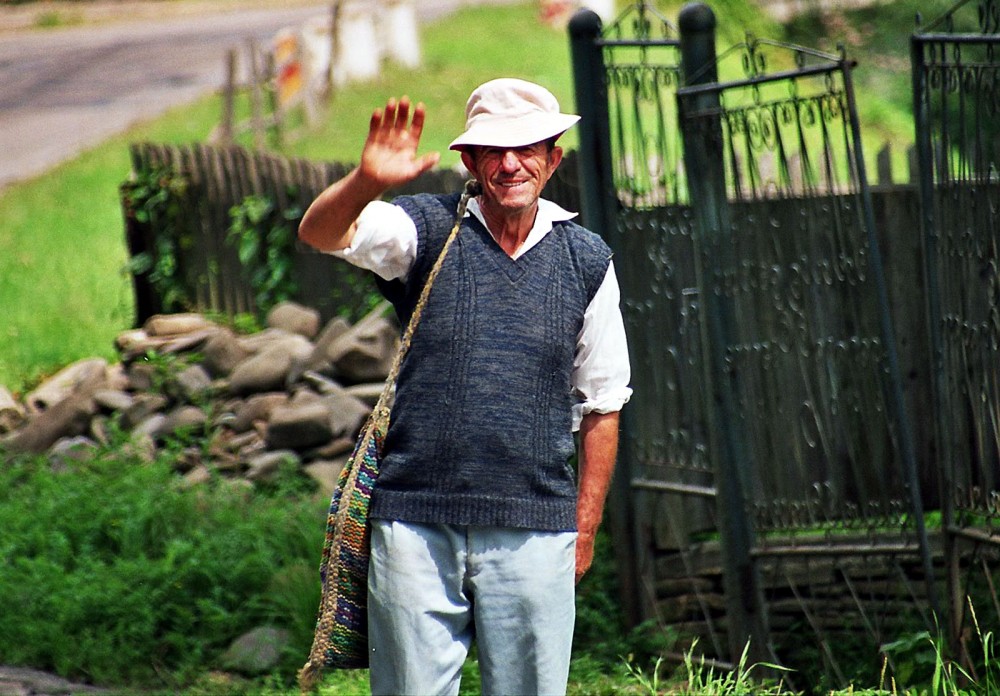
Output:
top-left (369, 178), bottom-right (482, 421)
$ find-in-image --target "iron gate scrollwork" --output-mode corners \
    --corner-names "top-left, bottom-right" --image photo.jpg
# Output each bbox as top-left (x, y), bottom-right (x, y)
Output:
top-left (912, 0), bottom-right (1000, 662)
top-left (570, 2), bottom-right (718, 639)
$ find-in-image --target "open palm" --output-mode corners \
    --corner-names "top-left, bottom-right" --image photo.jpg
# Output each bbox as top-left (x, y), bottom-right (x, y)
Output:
top-left (359, 97), bottom-right (441, 189)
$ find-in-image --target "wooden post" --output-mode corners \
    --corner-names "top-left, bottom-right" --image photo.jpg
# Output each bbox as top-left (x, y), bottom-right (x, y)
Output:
top-left (265, 51), bottom-right (283, 148)
top-left (218, 48), bottom-right (238, 146)
top-left (876, 143), bottom-right (893, 185)
top-left (328, 0), bottom-right (343, 97)
top-left (247, 38), bottom-right (266, 150)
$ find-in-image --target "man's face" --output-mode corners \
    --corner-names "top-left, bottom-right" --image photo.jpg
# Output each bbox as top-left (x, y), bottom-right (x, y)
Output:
top-left (461, 141), bottom-right (563, 217)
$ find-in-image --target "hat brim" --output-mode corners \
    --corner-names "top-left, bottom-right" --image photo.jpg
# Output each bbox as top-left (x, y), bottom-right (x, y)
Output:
top-left (449, 112), bottom-right (580, 151)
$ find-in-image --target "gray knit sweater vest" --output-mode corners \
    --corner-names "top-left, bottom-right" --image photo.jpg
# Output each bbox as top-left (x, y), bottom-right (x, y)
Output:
top-left (369, 192), bottom-right (612, 531)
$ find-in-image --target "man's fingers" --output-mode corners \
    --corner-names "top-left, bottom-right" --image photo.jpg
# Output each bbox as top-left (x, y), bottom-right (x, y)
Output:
top-left (380, 98), bottom-right (398, 136)
top-left (394, 96), bottom-right (411, 131)
top-left (410, 102), bottom-right (427, 141)
top-left (368, 107), bottom-right (384, 138)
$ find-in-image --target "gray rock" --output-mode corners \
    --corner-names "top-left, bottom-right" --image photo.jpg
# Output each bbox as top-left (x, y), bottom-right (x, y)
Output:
top-left (228, 335), bottom-right (314, 395)
top-left (125, 432), bottom-right (158, 464)
top-left (304, 458), bottom-right (347, 500)
top-left (236, 327), bottom-right (301, 354)
top-left (246, 450), bottom-right (300, 482)
top-left (265, 400), bottom-right (335, 450)
top-left (116, 329), bottom-right (217, 361)
top-left (125, 361), bottom-right (157, 391)
top-left (49, 435), bottom-right (98, 466)
top-left (0, 666), bottom-right (109, 695)
top-left (0, 386), bottom-right (26, 433)
top-left (267, 301), bottom-right (321, 338)
top-left (5, 365), bottom-right (106, 454)
top-left (181, 464), bottom-right (212, 488)
top-left (306, 316), bottom-right (352, 372)
top-left (122, 393), bottom-right (170, 430)
top-left (307, 436), bottom-right (355, 460)
top-left (231, 393), bottom-right (289, 432)
top-left (159, 406), bottom-right (208, 437)
top-left (345, 381), bottom-right (388, 406)
top-left (93, 388), bottom-right (135, 413)
top-left (143, 313), bottom-right (216, 336)
top-left (220, 626), bottom-right (291, 675)
top-left (132, 413), bottom-right (168, 440)
top-left (25, 357), bottom-right (108, 413)
top-left (201, 327), bottom-right (251, 377)
top-left (175, 364), bottom-right (213, 401)
top-left (322, 387), bottom-right (372, 439)
top-left (330, 316), bottom-right (399, 383)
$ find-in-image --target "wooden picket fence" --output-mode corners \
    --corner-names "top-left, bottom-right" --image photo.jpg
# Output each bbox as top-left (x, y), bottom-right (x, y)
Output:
top-left (121, 142), bottom-right (582, 326)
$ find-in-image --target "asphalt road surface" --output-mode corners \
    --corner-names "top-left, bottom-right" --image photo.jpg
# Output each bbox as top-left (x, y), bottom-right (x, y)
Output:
top-left (0, 0), bottom-right (519, 189)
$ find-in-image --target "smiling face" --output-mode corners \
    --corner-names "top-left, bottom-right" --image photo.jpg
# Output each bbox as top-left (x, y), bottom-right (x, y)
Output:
top-left (460, 140), bottom-right (564, 222)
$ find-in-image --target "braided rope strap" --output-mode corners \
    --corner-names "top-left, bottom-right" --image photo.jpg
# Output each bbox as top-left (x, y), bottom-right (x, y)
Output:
top-left (299, 180), bottom-right (481, 692)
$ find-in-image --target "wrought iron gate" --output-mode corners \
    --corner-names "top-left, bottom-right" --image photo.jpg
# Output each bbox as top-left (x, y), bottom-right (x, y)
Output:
top-left (571, 2), bottom-right (940, 687)
top-left (912, 0), bottom-right (1000, 661)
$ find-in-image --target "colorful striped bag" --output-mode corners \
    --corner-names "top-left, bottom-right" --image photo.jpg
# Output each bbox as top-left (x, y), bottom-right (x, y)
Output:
top-left (298, 181), bottom-right (480, 691)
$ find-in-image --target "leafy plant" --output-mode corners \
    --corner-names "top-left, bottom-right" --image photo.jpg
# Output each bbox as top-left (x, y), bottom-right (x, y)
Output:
top-left (227, 193), bottom-right (302, 317)
top-left (121, 165), bottom-right (192, 312)
top-left (0, 437), bottom-right (326, 688)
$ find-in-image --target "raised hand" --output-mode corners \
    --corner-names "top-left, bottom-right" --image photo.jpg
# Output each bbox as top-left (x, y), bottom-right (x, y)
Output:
top-left (359, 97), bottom-right (441, 190)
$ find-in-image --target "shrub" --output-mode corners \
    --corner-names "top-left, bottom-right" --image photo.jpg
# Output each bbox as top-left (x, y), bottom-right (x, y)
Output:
top-left (0, 436), bottom-right (327, 688)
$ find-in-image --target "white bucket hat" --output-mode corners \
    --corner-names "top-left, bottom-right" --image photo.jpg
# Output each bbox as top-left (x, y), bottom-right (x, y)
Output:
top-left (448, 78), bottom-right (580, 151)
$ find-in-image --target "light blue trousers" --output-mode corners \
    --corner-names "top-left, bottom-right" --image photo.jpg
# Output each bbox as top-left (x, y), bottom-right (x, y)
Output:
top-left (368, 520), bottom-right (577, 696)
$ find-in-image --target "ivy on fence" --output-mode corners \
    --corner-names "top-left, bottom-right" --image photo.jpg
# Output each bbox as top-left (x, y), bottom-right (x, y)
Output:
top-left (120, 166), bottom-right (191, 313)
top-left (227, 193), bottom-right (303, 315)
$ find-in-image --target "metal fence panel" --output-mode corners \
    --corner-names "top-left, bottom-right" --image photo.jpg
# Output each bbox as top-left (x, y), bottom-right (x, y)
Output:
top-left (912, 0), bottom-right (1000, 660)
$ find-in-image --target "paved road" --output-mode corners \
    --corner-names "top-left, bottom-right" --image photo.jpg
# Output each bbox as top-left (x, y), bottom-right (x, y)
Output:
top-left (0, 0), bottom-right (519, 189)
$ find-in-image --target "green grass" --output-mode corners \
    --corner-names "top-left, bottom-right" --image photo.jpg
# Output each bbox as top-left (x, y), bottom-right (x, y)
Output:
top-left (0, 96), bottom-right (225, 394)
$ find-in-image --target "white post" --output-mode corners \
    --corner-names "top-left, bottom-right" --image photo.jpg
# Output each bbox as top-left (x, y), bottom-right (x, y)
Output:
top-left (380, 0), bottom-right (421, 69)
top-left (580, 0), bottom-right (615, 22)
top-left (333, 0), bottom-right (381, 85)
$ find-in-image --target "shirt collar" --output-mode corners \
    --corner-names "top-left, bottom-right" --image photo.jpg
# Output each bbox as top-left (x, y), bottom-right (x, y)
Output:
top-left (466, 197), bottom-right (577, 258)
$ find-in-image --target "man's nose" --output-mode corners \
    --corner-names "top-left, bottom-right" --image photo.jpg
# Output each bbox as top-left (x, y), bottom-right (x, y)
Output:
top-left (500, 150), bottom-right (520, 171)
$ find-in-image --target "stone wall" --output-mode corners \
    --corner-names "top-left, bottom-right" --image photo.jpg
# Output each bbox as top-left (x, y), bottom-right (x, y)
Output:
top-left (0, 301), bottom-right (399, 500)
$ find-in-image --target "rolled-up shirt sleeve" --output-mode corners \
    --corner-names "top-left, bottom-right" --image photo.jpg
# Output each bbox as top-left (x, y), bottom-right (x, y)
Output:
top-left (572, 260), bottom-right (632, 431)
top-left (329, 200), bottom-right (417, 282)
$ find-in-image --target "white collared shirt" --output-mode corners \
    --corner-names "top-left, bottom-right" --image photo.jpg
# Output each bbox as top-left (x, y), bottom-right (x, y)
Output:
top-left (332, 197), bottom-right (632, 429)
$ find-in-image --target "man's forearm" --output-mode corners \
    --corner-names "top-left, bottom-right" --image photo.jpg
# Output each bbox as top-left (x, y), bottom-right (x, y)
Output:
top-left (298, 167), bottom-right (387, 252)
top-left (575, 410), bottom-right (620, 582)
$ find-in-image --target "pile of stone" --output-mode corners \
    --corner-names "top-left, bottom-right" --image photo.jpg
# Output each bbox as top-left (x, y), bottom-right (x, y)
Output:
top-left (0, 301), bottom-right (399, 499)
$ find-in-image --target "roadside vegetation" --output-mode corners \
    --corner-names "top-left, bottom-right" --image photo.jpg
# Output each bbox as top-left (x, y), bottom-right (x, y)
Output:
top-left (0, 0), bottom-right (991, 693)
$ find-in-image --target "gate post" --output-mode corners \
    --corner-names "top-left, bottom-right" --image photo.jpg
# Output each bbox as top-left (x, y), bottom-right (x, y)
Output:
top-left (569, 8), bottom-right (644, 628)
top-left (677, 2), bottom-right (772, 668)
top-left (569, 9), bottom-right (619, 246)
top-left (910, 23), bottom-right (956, 652)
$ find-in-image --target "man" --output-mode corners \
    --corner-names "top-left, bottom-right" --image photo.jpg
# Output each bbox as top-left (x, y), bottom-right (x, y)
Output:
top-left (298, 78), bottom-right (631, 696)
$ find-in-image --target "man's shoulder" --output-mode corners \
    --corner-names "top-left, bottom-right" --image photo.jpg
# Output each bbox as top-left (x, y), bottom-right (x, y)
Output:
top-left (391, 191), bottom-right (462, 219)
top-left (554, 218), bottom-right (612, 259)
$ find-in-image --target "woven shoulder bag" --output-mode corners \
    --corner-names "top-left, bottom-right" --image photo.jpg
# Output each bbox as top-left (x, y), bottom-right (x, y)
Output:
top-left (298, 180), bottom-right (480, 692)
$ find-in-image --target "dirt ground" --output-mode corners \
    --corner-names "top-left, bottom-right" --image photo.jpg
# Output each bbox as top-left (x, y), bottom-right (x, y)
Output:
top-left (0, 0), bottom-right (324, 33)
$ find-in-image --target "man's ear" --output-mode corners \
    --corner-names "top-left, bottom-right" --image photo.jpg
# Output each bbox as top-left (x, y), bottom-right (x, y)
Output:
top-left (549, 145), bottom-right (564, 170)
top-left (460, 150), bottom-right (476, 175)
